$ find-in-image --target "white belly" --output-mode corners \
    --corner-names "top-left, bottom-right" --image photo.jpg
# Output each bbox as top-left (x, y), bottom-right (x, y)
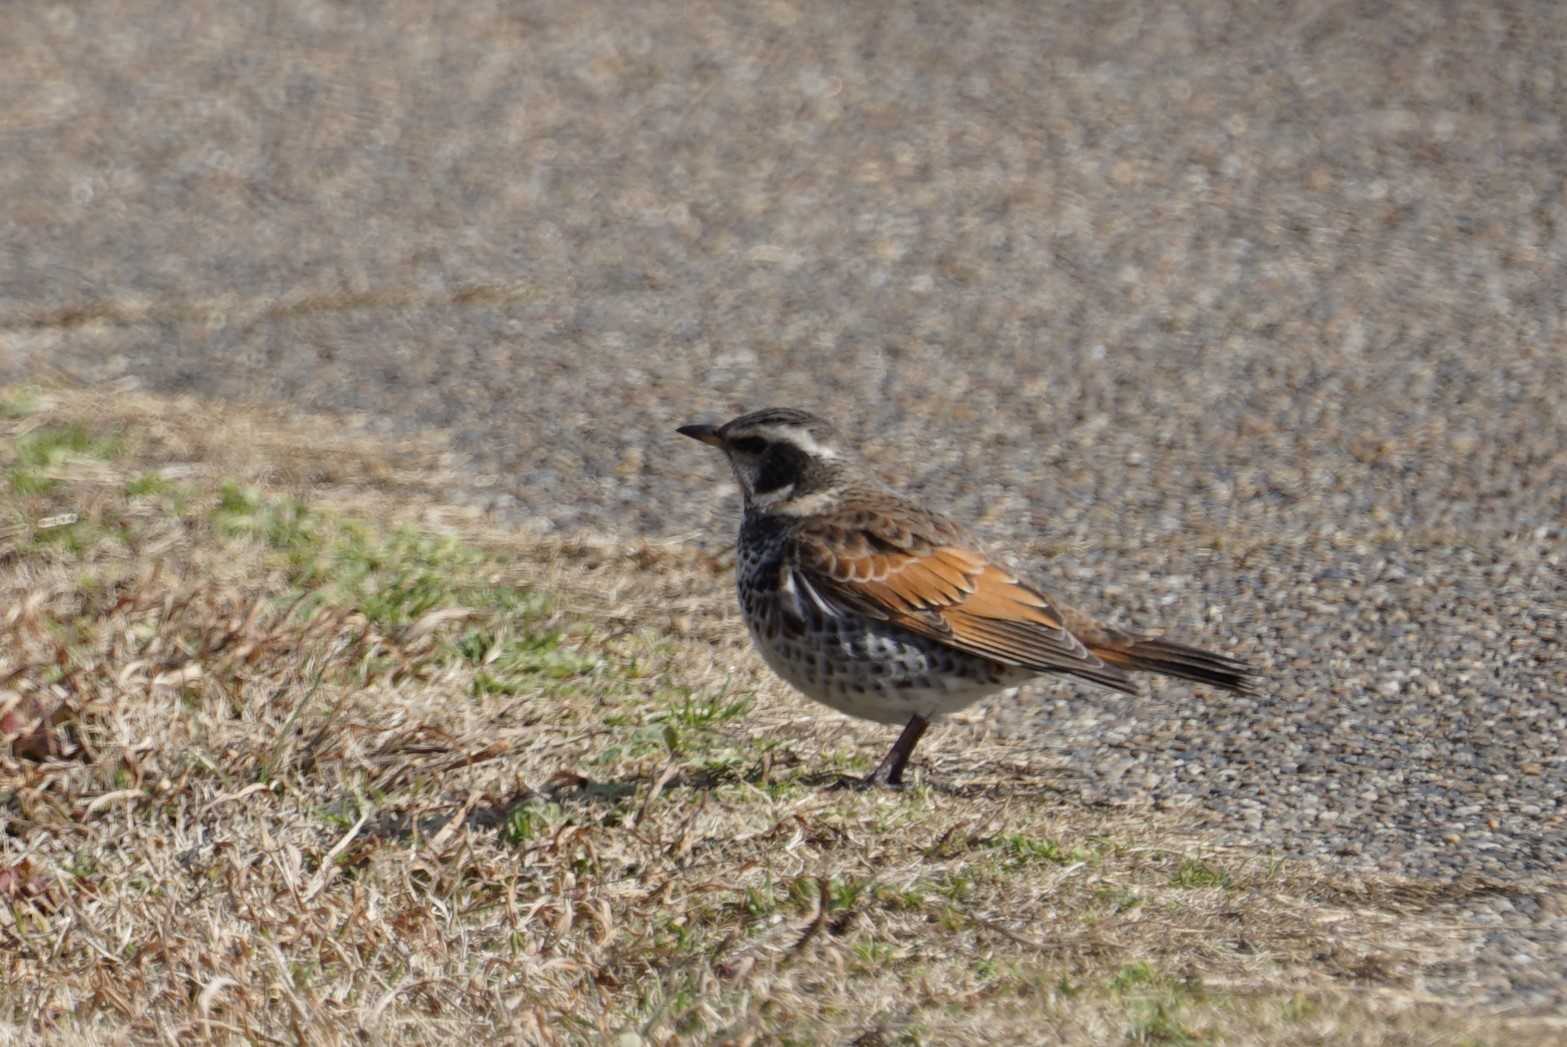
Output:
top-left (745, 613), bottom-right (1028, 725)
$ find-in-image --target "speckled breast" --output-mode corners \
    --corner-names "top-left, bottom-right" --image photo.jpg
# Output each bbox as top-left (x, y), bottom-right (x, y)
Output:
top-left (734, 517), bottom-right (1024, 725)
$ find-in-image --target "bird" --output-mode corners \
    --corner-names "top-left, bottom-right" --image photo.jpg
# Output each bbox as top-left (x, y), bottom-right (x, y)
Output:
top-left (677, 407), bottom-right (1258, 788)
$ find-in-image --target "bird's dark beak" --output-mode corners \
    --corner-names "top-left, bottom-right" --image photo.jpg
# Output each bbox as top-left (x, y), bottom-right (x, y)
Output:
top-left (677, 423), bottom-right (723, 447)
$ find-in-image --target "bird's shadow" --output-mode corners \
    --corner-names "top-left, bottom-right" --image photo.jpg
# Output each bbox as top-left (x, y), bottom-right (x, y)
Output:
top-left (347, 754), bottom-right (1088, 850)
top-left (796, 767), bottom-right (1084, 802)
top-left (353, 776), bottom-right (641, 846)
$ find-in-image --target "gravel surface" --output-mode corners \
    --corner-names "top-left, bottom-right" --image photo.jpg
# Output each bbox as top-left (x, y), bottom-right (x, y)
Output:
top-left (3, 0), bottom-right (1564, 1011)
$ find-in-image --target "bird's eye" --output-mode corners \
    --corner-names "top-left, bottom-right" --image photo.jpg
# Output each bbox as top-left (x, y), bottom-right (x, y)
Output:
top-left (729, 436), bottom-right (767, 454)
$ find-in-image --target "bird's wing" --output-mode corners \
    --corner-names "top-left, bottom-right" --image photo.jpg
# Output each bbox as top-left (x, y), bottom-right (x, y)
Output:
top-left (788, 503), bottom-right (1138, 693)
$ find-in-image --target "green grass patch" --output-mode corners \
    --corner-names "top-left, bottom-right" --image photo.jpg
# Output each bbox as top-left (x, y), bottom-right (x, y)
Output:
top-left (460, 627), bottom-right (600, 695)
top-left (9, 422), bottom-right (121, 494)
top-left (0, 388), bottom-right (40, 418)
top-left (1169, 858), bottom-right (1232, 890)
top-left (502, 800), bottom-right (568, 845)
top-left (30, 516), bottom-right (96, 554)
top-left (1111, 962), bottom-right (1207, 1045)
top-left (125, 472), bottom-right (176, 498)
top-left (989, 832), bottom-right (1091, 867)
top-left (16, 422), bottom-right (121, 467)
top-left (210, 484), bottom-right (563, 642)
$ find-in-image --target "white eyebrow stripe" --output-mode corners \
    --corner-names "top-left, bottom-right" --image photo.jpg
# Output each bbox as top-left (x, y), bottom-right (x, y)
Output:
top-left (748, 425), bottom-right (840, 459)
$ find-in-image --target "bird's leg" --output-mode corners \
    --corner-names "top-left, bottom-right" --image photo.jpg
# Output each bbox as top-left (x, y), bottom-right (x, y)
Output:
top-left (862, 714), bottom-right (930, 788)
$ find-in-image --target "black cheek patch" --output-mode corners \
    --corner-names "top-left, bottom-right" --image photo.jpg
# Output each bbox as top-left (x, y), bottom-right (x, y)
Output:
top-left (753, 443), bottom-right (808, 495)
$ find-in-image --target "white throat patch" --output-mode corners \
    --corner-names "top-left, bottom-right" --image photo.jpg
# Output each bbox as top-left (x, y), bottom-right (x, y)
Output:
top-left (761, 489), bottom-right (838, 516)
top-left (750, 482), bottom-right (796, 508)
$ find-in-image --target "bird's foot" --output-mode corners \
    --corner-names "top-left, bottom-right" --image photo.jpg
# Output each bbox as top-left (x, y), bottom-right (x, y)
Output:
top-left (822, 768), bottom-right (907, 791)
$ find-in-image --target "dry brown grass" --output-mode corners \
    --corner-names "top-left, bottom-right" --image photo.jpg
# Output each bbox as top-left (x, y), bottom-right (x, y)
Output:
top-left (0, 383), bottom-right (1557, 1045)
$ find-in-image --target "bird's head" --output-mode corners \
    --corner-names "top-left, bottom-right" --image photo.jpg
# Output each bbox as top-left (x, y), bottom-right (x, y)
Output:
top-left (678, 407), bottom-right (849, 513)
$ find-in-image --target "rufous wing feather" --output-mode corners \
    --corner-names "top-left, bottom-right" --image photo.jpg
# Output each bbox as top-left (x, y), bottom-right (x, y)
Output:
top-left (793, 515), bottom-right (1139, 694)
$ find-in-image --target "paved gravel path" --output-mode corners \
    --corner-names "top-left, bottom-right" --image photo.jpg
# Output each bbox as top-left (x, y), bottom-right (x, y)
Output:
top-left (3, 0), bottom-right (1564, 1011)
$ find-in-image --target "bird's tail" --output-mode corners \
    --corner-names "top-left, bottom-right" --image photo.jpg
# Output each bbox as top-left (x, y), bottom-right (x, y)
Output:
top-left (1091, 634), bottom-right (1258, 695)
